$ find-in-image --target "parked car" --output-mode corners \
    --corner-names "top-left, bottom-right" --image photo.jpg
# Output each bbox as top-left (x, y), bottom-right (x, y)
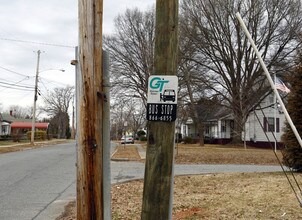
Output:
top-left (121, 135), bottom-right (134, 144)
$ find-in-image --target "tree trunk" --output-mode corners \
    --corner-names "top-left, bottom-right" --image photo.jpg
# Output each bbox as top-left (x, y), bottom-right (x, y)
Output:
top-left (183, 69), bottom-right (204, 146)
top-left (197, 122), bottom-right (204, 146)
top-left (232, 107), bottom-right (245, 145)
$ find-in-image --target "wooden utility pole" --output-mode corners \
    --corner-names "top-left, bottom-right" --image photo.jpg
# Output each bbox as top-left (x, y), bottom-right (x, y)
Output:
top-left (31, 50), bottom-right (41, 145)
top-left (141, 0), bottom-right (179, 219)
top-left (77, 0), bottom-right (104, 219)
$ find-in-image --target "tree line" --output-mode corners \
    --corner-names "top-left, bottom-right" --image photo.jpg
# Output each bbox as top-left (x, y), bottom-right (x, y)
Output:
top-left (6, 85), bottom-right (74, 139)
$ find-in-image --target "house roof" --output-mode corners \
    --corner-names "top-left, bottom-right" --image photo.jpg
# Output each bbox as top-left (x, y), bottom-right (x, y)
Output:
top-left (1, 113), bottom-right (33, 123)
top-left (11, 122), bottom-right (49, 129)
top-left (197, 102), bottom-right (233, 121)
top-left (209, 106), bottom-right (233, 121)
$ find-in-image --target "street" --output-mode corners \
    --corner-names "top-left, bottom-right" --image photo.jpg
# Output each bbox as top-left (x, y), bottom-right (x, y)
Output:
top-left (0, 142), bottom-right (283, 219)
top-left (0, 142), bottom-right (76, 220)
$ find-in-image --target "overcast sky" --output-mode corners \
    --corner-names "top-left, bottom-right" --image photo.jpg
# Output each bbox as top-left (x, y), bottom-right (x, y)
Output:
top-left (0, 0), bottom-right (154, 113)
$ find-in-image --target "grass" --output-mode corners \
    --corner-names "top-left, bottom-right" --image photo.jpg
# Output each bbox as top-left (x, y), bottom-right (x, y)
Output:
top-left (175, 144), bottom-right (283, 165)
top-left (57, 143), bottom-right (301, 220)
top-left (111, 145), bottom-right (141, 161)
top-left (0, 139), bottom-right (71, 154)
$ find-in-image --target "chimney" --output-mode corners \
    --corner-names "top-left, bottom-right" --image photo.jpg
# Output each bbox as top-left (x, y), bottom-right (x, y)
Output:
top-left (10, 110), bottom-right (13, 116)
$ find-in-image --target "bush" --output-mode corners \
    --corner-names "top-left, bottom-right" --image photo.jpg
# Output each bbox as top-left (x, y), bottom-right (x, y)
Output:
top-left (12, 133), bottom-right (22, 142)
top-left (0, 135), bottom-right (11, 141)
top-left (139, 136), bottom-right (147, 141)
top-left (137, 130), bottom-right (146, 138)
top-left (175, 133), bottom-right (182, 143)
top-left (183, 136), bottom-right (194, 144)
top-left (27, 131), bottom-right (47, 141)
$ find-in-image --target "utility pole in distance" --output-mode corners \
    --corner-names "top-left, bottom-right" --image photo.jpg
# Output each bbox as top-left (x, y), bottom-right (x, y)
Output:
top-left (77, 0), bottom-right (104, 219)
top-left (31, 50), bottom-right (41, 145)
top-left (141, 0), bottom-right (179, 219)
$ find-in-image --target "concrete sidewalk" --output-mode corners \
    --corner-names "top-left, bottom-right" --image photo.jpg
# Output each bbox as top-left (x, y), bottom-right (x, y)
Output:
top-left (136, 144), bottom-right (146, 159)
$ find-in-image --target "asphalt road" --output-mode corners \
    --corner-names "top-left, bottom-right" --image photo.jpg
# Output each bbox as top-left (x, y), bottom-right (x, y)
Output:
top-left (0, 142), bottom-right (76, 220)
top-left (0, 142), bottom-right (284, 220)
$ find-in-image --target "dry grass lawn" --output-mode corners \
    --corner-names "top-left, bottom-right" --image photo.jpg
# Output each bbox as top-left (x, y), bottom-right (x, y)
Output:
top-left (0, 139), bottom-right (71, 154)
top-left (111, 145), bottom-right (141, 161)
top-left (175, 144), bottom-right (282, 165)
top-left (56, 143), bottom-right (302, 219)
top-left (110, 173), bottom-right (302, 219)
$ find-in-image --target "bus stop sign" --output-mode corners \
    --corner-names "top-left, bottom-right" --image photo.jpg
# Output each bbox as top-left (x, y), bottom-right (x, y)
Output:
top-left (147, 75), bottom-right (178, 122)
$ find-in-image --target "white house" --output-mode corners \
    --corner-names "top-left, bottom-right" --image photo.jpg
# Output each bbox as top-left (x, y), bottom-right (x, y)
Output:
top-left (181, 93), bottom-right (286, 148)
top-left (181, 106), bottom-right (234, 144)
top-left (0, 113), bottom-right (12, 135)
top-left (243, 93), bottom-right (286, 148)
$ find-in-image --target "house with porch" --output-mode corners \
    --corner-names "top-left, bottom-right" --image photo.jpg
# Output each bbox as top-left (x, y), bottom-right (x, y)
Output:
top-left (180, 106), bottom-right (234, 144)
top-left (181, 93), bottom-right (286, 148)
top-left (0, 114), bottom-right (11, 135)
top-left (0, 111), bottom-right (49, 137)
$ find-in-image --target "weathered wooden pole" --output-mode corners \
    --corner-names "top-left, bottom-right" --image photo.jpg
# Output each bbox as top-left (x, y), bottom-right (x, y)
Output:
top-left (141, 0), bottom-right (179, 219)
top-left (77, 0), bottom-right (104, 219)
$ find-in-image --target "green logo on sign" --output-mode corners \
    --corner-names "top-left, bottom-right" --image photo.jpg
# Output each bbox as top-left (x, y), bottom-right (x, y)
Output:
top-left (150, 77), bottom-right (169, 92)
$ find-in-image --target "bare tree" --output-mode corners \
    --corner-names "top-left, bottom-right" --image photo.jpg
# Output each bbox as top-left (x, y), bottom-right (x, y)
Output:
top-left (42, 86), bottom-right (74, 138)
top-left (8, 105), bottom-right (32, 119)
top-left (110, 94), bottom-right (146, 139)
top-left (181, 0), bottom-right (302, 143)
top-left (104, 7), bottom-right (155, 106)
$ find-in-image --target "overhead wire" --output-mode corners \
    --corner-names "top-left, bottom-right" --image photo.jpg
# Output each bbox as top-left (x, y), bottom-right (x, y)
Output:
top-left (38, 90), bottom-right (49, 102)
top-left (0, 81), bottom-right (34, 89)
top-left (0, 37), bottom-right (75, 49)
top-left (0, 65), bottom-right (30, 78)
top-left (39, 78), bottom-right (51, 94)
top-left (0, 77), bottom-right (34, 92)
top-left (39, 76), bottom-right (70, 87)
top-left (0, 84), bottom-right (34, 91)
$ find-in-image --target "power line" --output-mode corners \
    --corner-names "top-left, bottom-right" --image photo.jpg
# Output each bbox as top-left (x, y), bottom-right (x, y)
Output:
top-left (0, 77), bottom-right (34, 92)
top-left (0, 84), bottom-right (34, 91)
top-left (39, 77), bottom-right (71, 87)
top-left (0, 65), bottom-right (30, 78)
top-left (0, 81), bottom-right (34, 89)
top-left (0, 37), bottom-right (76, 49)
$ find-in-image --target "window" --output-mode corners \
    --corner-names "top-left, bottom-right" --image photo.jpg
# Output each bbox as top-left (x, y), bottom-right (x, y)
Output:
top-left (205, 126), bottom-right (210, 134)
top-left (221, 121), bottom-right (226, 132)
top-left (268, 94), bottom-right (274, 104)
top-left (264, 117), bottom-right (279, 133)
top-left (182, 125), bottom-right (187, 136)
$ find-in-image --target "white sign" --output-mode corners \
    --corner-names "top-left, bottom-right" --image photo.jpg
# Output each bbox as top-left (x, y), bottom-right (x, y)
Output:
top-left (147, 75), bottom-right (178, 122)
top-left (147, 75), bottom-right (178, 104)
